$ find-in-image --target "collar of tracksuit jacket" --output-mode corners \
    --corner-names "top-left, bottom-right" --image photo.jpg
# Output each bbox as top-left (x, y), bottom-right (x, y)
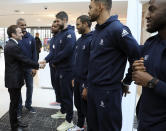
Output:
top-left (81, 31), bottom-right (93, 38)
top-left (61, 25), bottom-right (75, 33)
top-left (23, 31), bottom-right (30, 38)
top-left (95, 15), bottom-right (119, 31)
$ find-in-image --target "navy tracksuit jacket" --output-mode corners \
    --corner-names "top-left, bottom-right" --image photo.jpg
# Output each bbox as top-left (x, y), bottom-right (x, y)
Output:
top-left (73, 31), bottom-right (93, 87)
top-left (52, 25), bottom-right (76, 71)
top-left (18, 32), bottom-right (37, 63)
top-left (87, 15), bottom-right (140, 131)
top-left (137, 34), bottom-right (166, 131)
top-left (73, 32), bottom-right (93, 127)
top-left (45, 36), bottom-right (56, 63)
top-left (45, 35), bottom-right (61, 103)
top-left (52, 25), bottom-right (76, 123)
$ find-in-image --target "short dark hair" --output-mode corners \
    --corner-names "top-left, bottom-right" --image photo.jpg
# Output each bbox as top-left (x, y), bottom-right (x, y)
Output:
top-left (77, 15), bottom-right (92, 28)
top-left (16, 18), bottom-right (25, 25)
top-left (94, 0), bottom-right (112, 10)
top-left (7, 25), bottom-right (19, 38)
top-left (56, 11), bottom-right (68, 22)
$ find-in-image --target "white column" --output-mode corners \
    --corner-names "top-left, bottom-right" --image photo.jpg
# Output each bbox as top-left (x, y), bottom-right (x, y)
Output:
top-left (121, 0), bottom-right (142, 131)
top-left (38, 50), bottom-right (52, 88)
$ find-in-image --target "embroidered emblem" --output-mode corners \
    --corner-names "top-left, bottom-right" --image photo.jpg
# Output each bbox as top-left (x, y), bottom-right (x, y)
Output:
top-left (144, 55), bottom-right (149, 61)
top-left (99, 39), bottom-right (104, 46)
top-left (122, 29), bottom-right (129, 37)
top-left (100, 101), bottom-right (105, 108)
top-left (82, 45), bottom-right (86, 50)
top-left (67, 34), bottom-right (72, 38)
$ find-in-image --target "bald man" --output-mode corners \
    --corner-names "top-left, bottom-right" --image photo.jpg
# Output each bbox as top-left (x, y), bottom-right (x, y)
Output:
top-left (132, 0), bottom-right (166, 131)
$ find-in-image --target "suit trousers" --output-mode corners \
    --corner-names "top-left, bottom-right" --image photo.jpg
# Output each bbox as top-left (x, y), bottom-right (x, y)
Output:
top-left (8, 88), bottom-right (21, 129)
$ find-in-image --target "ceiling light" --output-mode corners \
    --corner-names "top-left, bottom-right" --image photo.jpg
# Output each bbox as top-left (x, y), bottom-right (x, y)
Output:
top-left (14, 10), bottom-right (20, 13)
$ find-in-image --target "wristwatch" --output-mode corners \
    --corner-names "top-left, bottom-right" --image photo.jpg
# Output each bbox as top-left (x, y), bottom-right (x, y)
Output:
top-left (146, 78), bottom-right (159, 88)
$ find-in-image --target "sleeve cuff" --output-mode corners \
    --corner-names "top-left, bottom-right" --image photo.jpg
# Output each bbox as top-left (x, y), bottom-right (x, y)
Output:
top-left (153, 80), bottom-right (166, 98)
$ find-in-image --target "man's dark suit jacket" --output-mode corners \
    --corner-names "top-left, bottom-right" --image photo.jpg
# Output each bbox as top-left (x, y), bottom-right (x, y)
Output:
top-left (4, 39), bottom-right (39, 89)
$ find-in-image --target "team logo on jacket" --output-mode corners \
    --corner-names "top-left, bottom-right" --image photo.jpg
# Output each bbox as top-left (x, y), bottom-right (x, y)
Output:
top-left (59, 74), bottom-right (63, 79)
top-left (82, 83), bottom-right (85, 88)
top-left (53, 45), bottom-right (55, 49)
top-left (122, 29), bottom-right (129, 37)
top-left (60, 40), bottom-right (62, 44)
top-left (67, 34), bottom-right (72, 38)
top-left (82, 45), bottom-right (86, 50)
top-left (144, 55), bottom-right (149, 61)
top-left (99, 101), bottom-right (105, 108)
top-left (99, 39), bottom-right (104, 46)
top-left (29, 41), bottom-right (32, 45)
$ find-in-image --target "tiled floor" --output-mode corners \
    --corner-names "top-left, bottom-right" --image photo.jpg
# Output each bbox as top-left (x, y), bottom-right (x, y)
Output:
top-left (0, 51), bottom-right (137, 131)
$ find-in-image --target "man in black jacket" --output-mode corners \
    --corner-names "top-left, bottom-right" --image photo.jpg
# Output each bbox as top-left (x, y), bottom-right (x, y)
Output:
top-left (35, 33), bottom-right (42, 61)
top-left (4, 25), bottom-right (43, 131)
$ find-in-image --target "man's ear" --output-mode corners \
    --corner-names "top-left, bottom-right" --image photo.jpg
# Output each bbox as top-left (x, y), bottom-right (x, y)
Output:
top-left (83, 22), bottom-right (88, 28)
top-left (98, 2), bottom-right (104, 11)
top-left (11, 33), bottom-right (16, 38)
top-left (63, 18), bottom-right (67, 24)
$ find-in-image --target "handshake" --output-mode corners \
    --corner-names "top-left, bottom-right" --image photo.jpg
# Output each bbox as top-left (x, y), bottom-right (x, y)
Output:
top-left (39, 60), bottom-right (46, 69)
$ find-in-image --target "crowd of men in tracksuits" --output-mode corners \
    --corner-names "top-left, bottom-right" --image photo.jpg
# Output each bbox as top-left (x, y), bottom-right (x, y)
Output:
top-left (6, 0), bottom-right (166, 130)
top-left (43, 9), bottom-right (140, 131)
top-left (41, 0), bottom-right (166, 130)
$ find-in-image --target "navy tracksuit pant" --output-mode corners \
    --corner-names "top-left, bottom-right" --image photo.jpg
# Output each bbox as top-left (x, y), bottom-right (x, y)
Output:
top-left (49, 64), bottom-right (61, 103)
top-left (87, 87), bottom-right (122, 131)
top-left (138, 121), bottom-right (166, 131)
top-left (74, 79), bottom-right (87, 128)
top-left (56, 69), bottom-right (73, 122)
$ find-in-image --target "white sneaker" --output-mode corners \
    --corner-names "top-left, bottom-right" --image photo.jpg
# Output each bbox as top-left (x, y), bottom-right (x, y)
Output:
top-left (57, 120), bottom-right (74, 131)
top-left (67, 125), bottom-right (85, 131)
top-left (51, 111), bottom-right (66, 119)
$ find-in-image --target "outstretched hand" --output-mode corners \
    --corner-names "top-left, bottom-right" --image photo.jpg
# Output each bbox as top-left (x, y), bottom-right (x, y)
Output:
top-left (39, 61), bottom-right (46, 69)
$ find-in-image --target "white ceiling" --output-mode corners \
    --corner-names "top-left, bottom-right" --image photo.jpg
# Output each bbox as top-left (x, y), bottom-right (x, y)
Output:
top-left (0, 1), bottom-right (128, 27)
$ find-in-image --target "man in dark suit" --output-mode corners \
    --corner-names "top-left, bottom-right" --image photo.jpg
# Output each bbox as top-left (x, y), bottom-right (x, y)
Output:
top-left (4, 25), bottom-right (42, 131)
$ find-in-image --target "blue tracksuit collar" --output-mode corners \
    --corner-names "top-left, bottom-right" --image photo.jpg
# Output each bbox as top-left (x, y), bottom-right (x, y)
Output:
top-left (62, 25), bottom-right (75, 32)
top-left (157, 34), bottom-right (166, 47)
top-left (81, 31), bottom-right (93, 37)
top-left (23, 32), bottom-right (30, 38)
top-left (95, 15), bottom-right (119, 30)
top-left (149, 34), bottom-right (166, 47)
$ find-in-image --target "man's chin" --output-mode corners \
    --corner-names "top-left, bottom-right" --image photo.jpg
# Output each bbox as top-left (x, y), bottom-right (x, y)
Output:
top-left (146, 27), bottom-right (157, 33)
top-left (90, 18), bottom-right (96, 22)
top-left (89, 16), bottom-right (96, 22)
top-left (22, 30), bottom-right (26, 33)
